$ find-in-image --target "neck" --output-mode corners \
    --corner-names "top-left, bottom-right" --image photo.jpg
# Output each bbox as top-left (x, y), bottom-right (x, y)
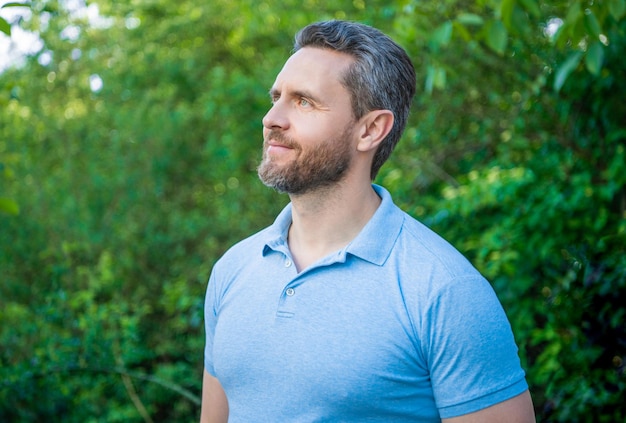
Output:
top-left (287, 180), bottom-right (381, 272)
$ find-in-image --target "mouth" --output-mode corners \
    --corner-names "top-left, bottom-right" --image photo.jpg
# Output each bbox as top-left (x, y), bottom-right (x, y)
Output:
top-left (269, 138), bottom-right (292, 147)
top-left (266, 143), bottom-right (294, 155)
top-left (264, 133), bottom-right (296, 154)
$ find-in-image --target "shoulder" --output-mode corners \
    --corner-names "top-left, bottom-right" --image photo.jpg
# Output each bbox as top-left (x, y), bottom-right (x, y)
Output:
top-left (396, 210), bottom-right (480, 281)
top-left (395, 211), bottom-right (506, 321)
top-left (205, 224), bottom-right (280, 311)
top-left (212, 225), bottom-right (275, 275)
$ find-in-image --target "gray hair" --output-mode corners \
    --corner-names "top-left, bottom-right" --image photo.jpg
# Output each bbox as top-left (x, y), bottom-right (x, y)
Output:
top-left (294, 20), bottom-right (416, 179)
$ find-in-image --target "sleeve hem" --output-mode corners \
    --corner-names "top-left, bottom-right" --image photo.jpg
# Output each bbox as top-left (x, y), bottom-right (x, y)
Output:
top-left (438, 378), bottom-right (529, 419)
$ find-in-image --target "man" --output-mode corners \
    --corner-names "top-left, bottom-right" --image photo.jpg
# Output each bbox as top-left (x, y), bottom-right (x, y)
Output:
top-left (201, 20), bottom-right (534, 422)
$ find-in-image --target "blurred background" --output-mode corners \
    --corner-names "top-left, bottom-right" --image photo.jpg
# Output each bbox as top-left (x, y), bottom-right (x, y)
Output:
top-left (1, 0), bottom-right (624, 421)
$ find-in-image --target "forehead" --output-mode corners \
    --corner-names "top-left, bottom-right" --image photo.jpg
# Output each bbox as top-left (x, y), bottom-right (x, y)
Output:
top-left (271, 47), bottom-right (354, 97)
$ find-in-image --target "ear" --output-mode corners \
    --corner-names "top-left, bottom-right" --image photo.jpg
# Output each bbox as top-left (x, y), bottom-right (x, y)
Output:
top-left (356, 110), bottom-right (394, 153)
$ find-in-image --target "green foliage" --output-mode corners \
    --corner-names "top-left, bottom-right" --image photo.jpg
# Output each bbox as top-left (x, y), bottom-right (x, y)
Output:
top-left (0, 2), bottom-right (30, 215)
top-left (0, 2), bottom-right (32, 36)
top-left (1, 0), bottom-right (624, 421)
top-left (385, 1), bottom-right (626, 421)
top-left (0, 0), bottom-right (407, 421)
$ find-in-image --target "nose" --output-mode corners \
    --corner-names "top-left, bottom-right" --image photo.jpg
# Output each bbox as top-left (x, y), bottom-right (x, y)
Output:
top-left (262, 101), bottom-right (289, 130)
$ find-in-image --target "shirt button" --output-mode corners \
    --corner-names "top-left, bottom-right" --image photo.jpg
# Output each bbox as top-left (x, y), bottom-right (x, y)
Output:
top-left (285, 288), bottom-right (295, 296)
top-left (284, 259), bottom-right (292, 267)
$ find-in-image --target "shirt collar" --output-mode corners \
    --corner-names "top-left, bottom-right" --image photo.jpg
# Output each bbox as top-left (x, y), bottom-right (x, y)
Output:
top-left (262, 184), bottom-right (404, 266)
top-left (344, 184), bottom-right (404, 266)
top-left (263, 202), bottom-right (293, 256)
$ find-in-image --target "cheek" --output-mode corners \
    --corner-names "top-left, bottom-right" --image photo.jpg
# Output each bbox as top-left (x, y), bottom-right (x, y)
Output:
top-left (299, 120), bottom-right (334, 142)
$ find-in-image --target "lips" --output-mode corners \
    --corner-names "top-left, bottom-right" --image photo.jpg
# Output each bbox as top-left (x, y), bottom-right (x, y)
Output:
top-left (264, 130), bottom-right (298, 151)
top-left (267, 140), bottom-right (292, 149)
top-left (266, 143), bottom-right (295, 159)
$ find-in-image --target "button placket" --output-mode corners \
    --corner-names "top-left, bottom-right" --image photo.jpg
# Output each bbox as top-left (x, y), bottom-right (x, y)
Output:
top-left (277, 284), bottom-right (297, 318)
top-left (277, 254), bottom-right (298, 318)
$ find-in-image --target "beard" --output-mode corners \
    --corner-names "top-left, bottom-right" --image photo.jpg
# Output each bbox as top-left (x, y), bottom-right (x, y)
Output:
top-left (257, 125), bottom-right (354, 195)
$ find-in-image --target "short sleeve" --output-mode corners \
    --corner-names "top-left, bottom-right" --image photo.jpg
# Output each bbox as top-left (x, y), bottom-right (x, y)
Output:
top-left (423, 275), bottom-right (528, 418)
top-left (204, 270), bottom-right (219, 376)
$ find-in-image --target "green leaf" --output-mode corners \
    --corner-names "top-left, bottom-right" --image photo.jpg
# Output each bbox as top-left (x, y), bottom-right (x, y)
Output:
top-left (456, 13), bottom-right (484, 26)
top-left (608, 0), bottom-right (626, 20)
top-left (565, 2), bottom-right (582, 26)
top-left (0, 197), bottom-right (19, 215)
top-left (452, 21), bottom-right (472, 41)
top-left (425, 65), bottom-right (446, 94)
top-left (429, 21), bottom-right (453, 51)
top-left (499, 0), bottom-right (515, 26)
top-left (519, 0), bottom-right (541, 18)
top-left (0, 2), bottom-right (31, 8)
top-left (485, 20), bottom-right (508, 55)
top-left (554, 51), bottom-right (583, 91)
top-left (0, 17), bottom-right (10, 36)
top-left (585, 42), bottom-right (604, 75)
top-left (556, 2), bottom-right (582, 46)
top-left (584, 12), bottom-right (602, 38)
top-left (433, 67), bottom-right (446, 90)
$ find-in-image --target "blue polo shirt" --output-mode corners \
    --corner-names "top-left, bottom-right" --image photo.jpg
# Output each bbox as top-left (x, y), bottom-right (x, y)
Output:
top-left (204, 185), bottom-right (527, 422)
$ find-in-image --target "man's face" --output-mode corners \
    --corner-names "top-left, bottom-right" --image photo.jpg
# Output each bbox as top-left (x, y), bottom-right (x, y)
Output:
top-left (258, 47), bottom-right (357, 195)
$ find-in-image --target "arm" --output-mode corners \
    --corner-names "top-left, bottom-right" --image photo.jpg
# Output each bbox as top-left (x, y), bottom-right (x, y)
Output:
top-left (199, 369), bottom-right (229, 423)
top-left (442, 390), bottom-right (535, 423)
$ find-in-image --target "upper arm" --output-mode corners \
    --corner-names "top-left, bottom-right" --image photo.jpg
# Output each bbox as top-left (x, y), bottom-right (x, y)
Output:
top-left (442, 390), bottom-right (535, 423)
top-left (199, 369), bottom-right (228, 423)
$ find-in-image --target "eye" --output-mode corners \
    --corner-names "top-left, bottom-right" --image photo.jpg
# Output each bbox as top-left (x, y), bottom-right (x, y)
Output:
top-left (298, 98), bottom-right (311, 107)
top-left (268, 89), bottom-right (280, 104)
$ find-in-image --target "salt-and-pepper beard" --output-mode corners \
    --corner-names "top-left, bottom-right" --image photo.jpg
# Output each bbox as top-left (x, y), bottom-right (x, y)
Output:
top-left (257, 125), bottom-right (355, 195)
